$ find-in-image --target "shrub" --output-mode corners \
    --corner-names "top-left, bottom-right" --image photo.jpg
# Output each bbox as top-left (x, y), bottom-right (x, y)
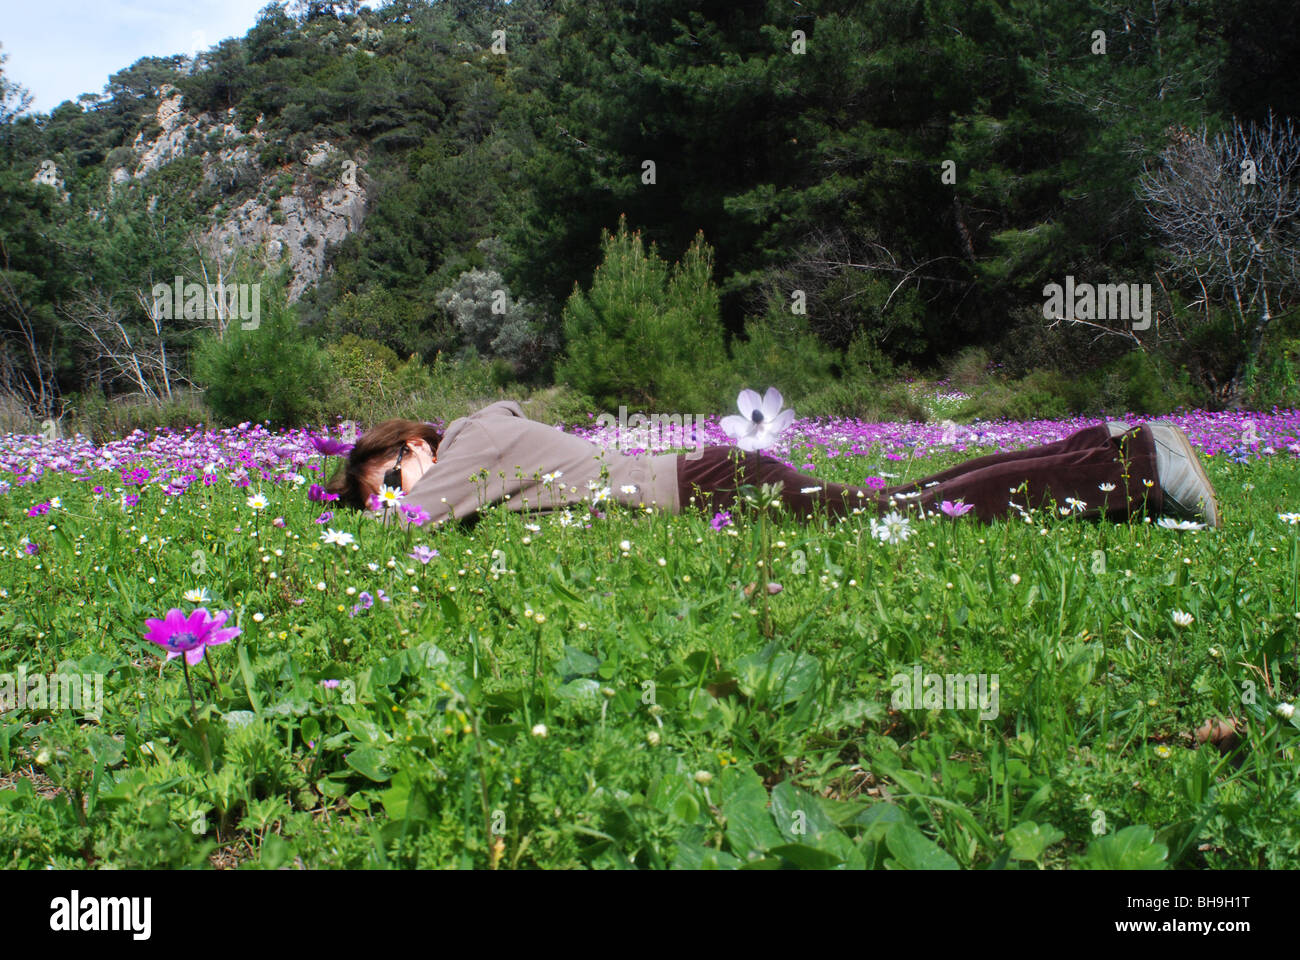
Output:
top-left (557, 216), bottom-right (729, 413)
top-left (433, 268), bottom-right (556, 379)
top-left (843, 329), bottom-right (896, 381)
top-left (515, 384), bottom-right (598, 428)
top-left (951, 369), bottom-right (1073, 422)
top-left (104, 145), bottom-right (135, 171)
top-left (799, 380), bottom-right (929, 423)
top-left (945, 346), bottom-right (993, 389)
top-left (191, 294), bottom-right (333, 428)
top-left (725, 301), bottom-right (840, 407)
top-left (322, 286), bottom-right (448, 365)
top-left (1241, 328), bottom-right (1300, 411)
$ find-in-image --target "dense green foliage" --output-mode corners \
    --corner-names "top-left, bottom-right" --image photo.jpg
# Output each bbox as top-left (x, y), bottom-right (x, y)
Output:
top-left (557, 218), bottom-right (728, 412)
top-left (2, 0), bottom-right (1299, 426)
top-left (192, 291), bottom-right (334, 427)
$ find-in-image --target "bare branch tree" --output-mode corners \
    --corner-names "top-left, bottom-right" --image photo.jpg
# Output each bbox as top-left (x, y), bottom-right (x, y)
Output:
top-left (62, 288), bottom-right (192, 401)
top-left (0, 239), bottom-right (59, 420)
top-left (754, 225), bottom-right (966, 351)
top-left (1137, 112), bottom-right (1300, 404)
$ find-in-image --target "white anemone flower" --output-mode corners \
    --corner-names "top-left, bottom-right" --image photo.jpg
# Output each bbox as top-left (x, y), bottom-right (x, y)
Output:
top-left (870, 511), bottom-right (912, 544)
top-left (719, 388), bottom-right (795, 452)
top-left (1157, 517), bottom-right (1206, 531)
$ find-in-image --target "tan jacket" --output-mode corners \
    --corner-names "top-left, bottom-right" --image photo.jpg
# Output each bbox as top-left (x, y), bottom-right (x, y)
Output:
top-left (401, 400), bottom-right (680, 526)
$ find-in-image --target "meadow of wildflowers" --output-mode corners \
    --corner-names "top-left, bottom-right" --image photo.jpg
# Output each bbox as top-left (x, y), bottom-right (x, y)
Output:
top-left (1, 403), bottom-right (1299, 869)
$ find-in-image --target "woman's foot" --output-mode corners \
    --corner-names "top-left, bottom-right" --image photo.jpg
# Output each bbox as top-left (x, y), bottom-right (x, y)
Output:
top-left (1145, 422), bottom-right (1221, 527)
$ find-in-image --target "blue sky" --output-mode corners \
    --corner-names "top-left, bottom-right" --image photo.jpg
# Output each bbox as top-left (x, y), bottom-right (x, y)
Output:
top-left (1, 1), bottom-right (278, 114)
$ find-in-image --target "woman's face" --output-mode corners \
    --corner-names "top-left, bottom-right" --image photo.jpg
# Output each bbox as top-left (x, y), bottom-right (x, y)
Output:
top-left (366, 437), bottom-right (435, 498)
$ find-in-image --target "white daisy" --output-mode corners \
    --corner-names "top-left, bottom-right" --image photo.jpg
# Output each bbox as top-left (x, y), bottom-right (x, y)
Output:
top-left (870, 511), bottom-right (912, 544)
top-left (377, 484), bottom-right (404, 506)
top-left (1157, 517), bottom-right (1206, 531)
top-left (246, 492), bottom-right (269, 510)
top-left (620, 484), bottom-right (638, 494)
top-left (321, 528), bottom-right (356, 547)
top-left (183, 587), bottom-right (212, 603)
top-left (1098, 483), bottom-right (1116, 492)
top-left (1278, 512), bottom-right (1300, 525)
top-left (1171, 610), bottom-right (1194, 628)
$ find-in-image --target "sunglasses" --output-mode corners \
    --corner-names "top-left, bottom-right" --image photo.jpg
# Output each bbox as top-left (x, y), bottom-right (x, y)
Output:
top-left (383, 444), bottom-right (407, 493)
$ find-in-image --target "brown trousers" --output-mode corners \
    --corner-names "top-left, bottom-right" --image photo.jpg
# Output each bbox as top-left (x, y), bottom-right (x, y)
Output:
top-left (675, 424), bottom-right (1165, 524)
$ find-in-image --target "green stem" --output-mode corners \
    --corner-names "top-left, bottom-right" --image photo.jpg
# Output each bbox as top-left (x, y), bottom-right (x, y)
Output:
top-left (182, 656), bottom-right (214, 775)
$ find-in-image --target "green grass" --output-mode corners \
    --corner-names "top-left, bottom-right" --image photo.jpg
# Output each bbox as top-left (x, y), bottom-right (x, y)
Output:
top-left (1, 445), bottom-right (1299, 869)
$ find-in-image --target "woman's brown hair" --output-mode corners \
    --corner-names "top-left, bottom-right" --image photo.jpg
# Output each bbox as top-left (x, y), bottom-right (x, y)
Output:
top-left (326, 419), bottom-right (444, 511)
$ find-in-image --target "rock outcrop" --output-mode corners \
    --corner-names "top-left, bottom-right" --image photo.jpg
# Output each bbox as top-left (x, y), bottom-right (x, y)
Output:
top-left (113, 85), bottom-right (366, 301)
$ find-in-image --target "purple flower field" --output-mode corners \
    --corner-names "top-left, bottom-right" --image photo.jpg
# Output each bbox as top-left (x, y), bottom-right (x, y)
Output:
top-left (1, 410), bottom-right (1296, 491)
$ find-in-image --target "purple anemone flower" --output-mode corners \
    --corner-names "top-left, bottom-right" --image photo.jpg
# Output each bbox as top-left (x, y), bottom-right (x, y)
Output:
top-left (308, 483), bottom-right (339, 503)
top-left (142, 608), bottom-right (241, 666)
top-left (311, 436), bottom-right (354, 458)
top-left (941, 500), bottom-right (974, 517)
top-left (408, 545), bottom-right (439, 564)
top-left (399, 503), bottom-right (429, 526)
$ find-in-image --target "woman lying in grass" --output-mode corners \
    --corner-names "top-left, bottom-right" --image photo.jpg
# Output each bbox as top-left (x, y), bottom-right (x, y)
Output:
top-left (325, 394), bottom-right (1221, 529)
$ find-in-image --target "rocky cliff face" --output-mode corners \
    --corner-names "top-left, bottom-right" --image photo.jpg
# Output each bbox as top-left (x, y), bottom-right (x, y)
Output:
top-left (107, 85), bottom-right (366, 301)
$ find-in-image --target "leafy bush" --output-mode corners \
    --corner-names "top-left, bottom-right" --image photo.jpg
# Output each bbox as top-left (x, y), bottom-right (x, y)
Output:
top-left (724, 302), bottom-right (840, 407)
top-left (1241, 331), bottom-right (1300, 411)
top-left (951, 369), bottom-right (1073, 422)
top-left (434, 268), bottom-right (555, 380)
top-left (945, 346), bottom-right (993, 389)
top-left (514, 384), bottom-right (598, 428)
top-left (843, 328), bottom-right (896, 381)
top-left (557, 217), bottom-right (730, 413)
top-left (1081, 350), bottom-right (1196, 417)
top-left (799, 379), bottom-right (930, 423)
top-left (321, 286), bottom-right (450, 365)
top-left (104, 145), bottom-right (135, 171)
top-left (191, 295), bottom-right (333, 428)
